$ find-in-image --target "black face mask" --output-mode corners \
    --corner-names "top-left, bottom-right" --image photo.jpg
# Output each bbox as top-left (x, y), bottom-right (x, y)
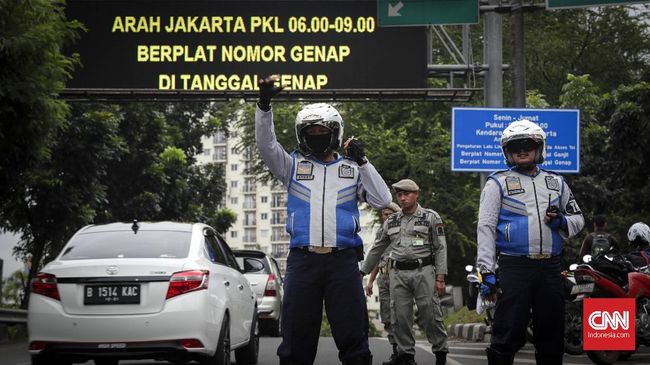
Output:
top-left (305, 133), bottom-right (331, 154)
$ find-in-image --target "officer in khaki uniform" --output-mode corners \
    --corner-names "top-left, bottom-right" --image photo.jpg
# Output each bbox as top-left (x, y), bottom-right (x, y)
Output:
top-left (361, 179), bottom-right (449, 365)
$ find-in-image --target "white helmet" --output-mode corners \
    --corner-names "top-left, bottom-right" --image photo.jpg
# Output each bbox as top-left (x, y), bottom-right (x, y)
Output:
top-left (627, 222), bottom-right (650, 248)
top-left (500, 119), bottom-right (547, 167)
top-left (295, 103), bottom-right (344, 154)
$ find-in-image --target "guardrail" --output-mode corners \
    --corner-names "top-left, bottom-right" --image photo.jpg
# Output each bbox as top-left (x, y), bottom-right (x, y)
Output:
top-left (0, 308), bottom-right (27, 324)
top-left (0, 308), bottom-right (27, 343)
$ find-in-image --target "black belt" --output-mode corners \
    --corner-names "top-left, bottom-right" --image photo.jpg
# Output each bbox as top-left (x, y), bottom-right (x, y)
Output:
top-left (292, 246), bottom-right (341, 254)
top-left (394, 256), bottom-right (434, 270)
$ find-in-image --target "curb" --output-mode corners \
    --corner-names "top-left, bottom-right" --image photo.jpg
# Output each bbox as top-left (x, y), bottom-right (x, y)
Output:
top-left (447, 323), bottom-right (489, 341)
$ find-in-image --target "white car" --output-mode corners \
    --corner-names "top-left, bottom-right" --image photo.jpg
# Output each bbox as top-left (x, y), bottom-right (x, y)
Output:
top-left (28, 221), bottom-right (258, 365)
top-left (233, 250), bottom-right (284, 337)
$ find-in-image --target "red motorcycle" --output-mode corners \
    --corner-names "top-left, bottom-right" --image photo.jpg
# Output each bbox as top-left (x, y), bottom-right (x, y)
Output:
top-left (571, 252), bottom-right (650, 364)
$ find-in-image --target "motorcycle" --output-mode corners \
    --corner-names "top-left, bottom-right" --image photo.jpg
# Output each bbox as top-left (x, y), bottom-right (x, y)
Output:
top-left (562, 268), bottom-right (584, 355)
top-left (571, 252), bottom-right (650, 364)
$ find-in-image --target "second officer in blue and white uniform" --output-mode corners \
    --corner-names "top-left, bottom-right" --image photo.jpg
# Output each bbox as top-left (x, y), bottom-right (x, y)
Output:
top-left (255, 76), bottom-right (392, 365)
top-left (477, 120), bottom-right (584, 365)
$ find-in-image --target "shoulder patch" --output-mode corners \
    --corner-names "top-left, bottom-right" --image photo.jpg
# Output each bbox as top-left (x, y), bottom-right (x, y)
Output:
top-left (435, 224), bottom-right (445, 236)
top-left (565, 192), bottom-right (582, 215)
top-left (505, 176), bottom-right (525, 195)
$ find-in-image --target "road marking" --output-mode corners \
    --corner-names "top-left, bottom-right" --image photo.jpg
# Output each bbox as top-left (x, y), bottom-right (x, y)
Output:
top-left (449, 345), bottom-right (535, 355)
top-left (446, 353), bottom-right (586, 365)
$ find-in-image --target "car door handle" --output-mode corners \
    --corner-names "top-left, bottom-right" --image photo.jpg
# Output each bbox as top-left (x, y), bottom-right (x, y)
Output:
top-left (223, 281), bottom-right (230, 287)
top-left (237, 284), bottom-right (244, 290)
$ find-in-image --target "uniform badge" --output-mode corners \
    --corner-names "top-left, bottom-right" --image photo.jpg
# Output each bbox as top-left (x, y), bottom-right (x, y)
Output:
top-left (545, 176), bottom-right (560, 191)
top-left (339, 164), bottom-right (354, 179)
top-left (414, 220), bottom-right (430, 227)
top-left (505, 176), bottom-right (525, 195)
top-left (296, 161), bottom-right (314, 180)
top-left (435, 224), bottom-right (445, 236)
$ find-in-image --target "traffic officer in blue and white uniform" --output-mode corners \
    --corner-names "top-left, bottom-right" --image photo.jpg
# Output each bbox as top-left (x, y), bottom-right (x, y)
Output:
top-left (255, 75), bottom-right (392, 365)
top-left (477, 120), bottom-right (584, 365)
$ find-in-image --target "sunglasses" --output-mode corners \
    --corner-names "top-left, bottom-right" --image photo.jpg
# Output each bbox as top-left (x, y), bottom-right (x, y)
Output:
top-left (506, 139), bottom-right (539, 153)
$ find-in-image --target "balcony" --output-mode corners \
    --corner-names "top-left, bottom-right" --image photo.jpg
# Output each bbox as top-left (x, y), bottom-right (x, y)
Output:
top-left (243, 202), bottom-right (257, 210)
top-left (271, 218), bottom-right (287, 225)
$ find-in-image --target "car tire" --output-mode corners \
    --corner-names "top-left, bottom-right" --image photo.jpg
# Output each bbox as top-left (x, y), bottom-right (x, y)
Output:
top-left (235, 310), bottom-right (259, 365)
top-left (268, 318), bottom-right (281, 337)
top-left (260, 316), bottom-right (281, 337)
top-left (202, 313), bottom-right (231, 365)
top-left (94, 359), bottom-right (119, 365)
top-left (586, 350), bottom-right (620, 365)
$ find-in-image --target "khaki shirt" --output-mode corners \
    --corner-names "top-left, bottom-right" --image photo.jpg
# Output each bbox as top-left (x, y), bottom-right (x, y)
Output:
top-left (362, 204), bottom-right (448, 275)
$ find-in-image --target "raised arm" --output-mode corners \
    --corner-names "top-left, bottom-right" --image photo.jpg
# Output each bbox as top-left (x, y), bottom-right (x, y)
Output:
top-left (255, 76), bottom-right (292, 185)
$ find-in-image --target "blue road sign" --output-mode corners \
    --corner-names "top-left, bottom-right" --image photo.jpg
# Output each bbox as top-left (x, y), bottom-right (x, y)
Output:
top-left (451, 108), bottom-right (580, 173)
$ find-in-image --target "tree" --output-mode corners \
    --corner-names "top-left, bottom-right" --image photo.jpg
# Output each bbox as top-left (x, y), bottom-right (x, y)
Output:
top-left (9, 105), bottom-right (123, 308)
top-left (524, 6), bottom-right (650, 104)
top-left (1, 269), bottom-right (27, 307)
top-left (0, 0), bottom-right (82, 226)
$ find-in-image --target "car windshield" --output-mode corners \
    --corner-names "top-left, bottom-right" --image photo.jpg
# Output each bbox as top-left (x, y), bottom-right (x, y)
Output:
top-left (59, 230), bottom-right (191, 260)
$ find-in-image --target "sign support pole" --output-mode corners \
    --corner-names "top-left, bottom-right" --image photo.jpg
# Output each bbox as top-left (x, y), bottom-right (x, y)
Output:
top-left (481, 0), bottom-right (504, 190)
top-left (511, 0), bottom-right (526, 108)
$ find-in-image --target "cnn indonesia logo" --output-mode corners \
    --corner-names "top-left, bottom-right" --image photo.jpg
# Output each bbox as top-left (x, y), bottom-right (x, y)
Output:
top-left (583, 298), bottom-right (636, 350)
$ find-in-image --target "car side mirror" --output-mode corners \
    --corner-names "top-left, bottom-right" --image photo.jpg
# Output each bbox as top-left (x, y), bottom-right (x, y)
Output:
top-left (242, 258), bottom-right (265, 273)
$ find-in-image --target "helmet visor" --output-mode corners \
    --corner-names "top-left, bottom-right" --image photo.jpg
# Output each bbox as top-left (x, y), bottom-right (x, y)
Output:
top-left (505, 138), bottom-right (539, 153)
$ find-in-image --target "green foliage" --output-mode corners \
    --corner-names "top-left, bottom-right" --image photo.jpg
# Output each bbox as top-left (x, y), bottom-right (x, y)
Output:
top-left (525, 90), bottom-right (550, 109)
top-left (0, 0), bottom-right (83, 218)
top-left (525, 7), bottom-right (650, 104)
top-left (443, 307), bottom-right (486, 329)
top-left (1, 269), bottom-right (27, 307)
top-left (557, 75), bottom-right (650, 262)
top-left (320, 311), bottom-right (332, 337)
top-left (367, 318), bottom-right (383, 338)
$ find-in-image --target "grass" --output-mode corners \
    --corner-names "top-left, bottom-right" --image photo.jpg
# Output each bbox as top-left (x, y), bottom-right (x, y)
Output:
top-left (443, 307), bottom-right (487, 328)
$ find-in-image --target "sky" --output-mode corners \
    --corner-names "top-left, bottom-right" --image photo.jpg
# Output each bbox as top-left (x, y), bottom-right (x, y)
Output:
top-left (0, 232), bottom-right (24, 280)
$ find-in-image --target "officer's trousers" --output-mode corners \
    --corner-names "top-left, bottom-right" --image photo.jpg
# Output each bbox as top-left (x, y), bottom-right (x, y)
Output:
top-left (390, 264), bottom-right (448, 356)
top-left (277, 248), bottom-right (371, 365)
top-left (377, 271), bottom-right (396, 346)
top-left (490, 255), bottom-right (565, 358)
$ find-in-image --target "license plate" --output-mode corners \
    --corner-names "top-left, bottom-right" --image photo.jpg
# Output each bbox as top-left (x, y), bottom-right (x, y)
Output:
top-left (570, 283), bottom-right (594, 295)
top-left (84, 284), bottom-right (140, 305)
